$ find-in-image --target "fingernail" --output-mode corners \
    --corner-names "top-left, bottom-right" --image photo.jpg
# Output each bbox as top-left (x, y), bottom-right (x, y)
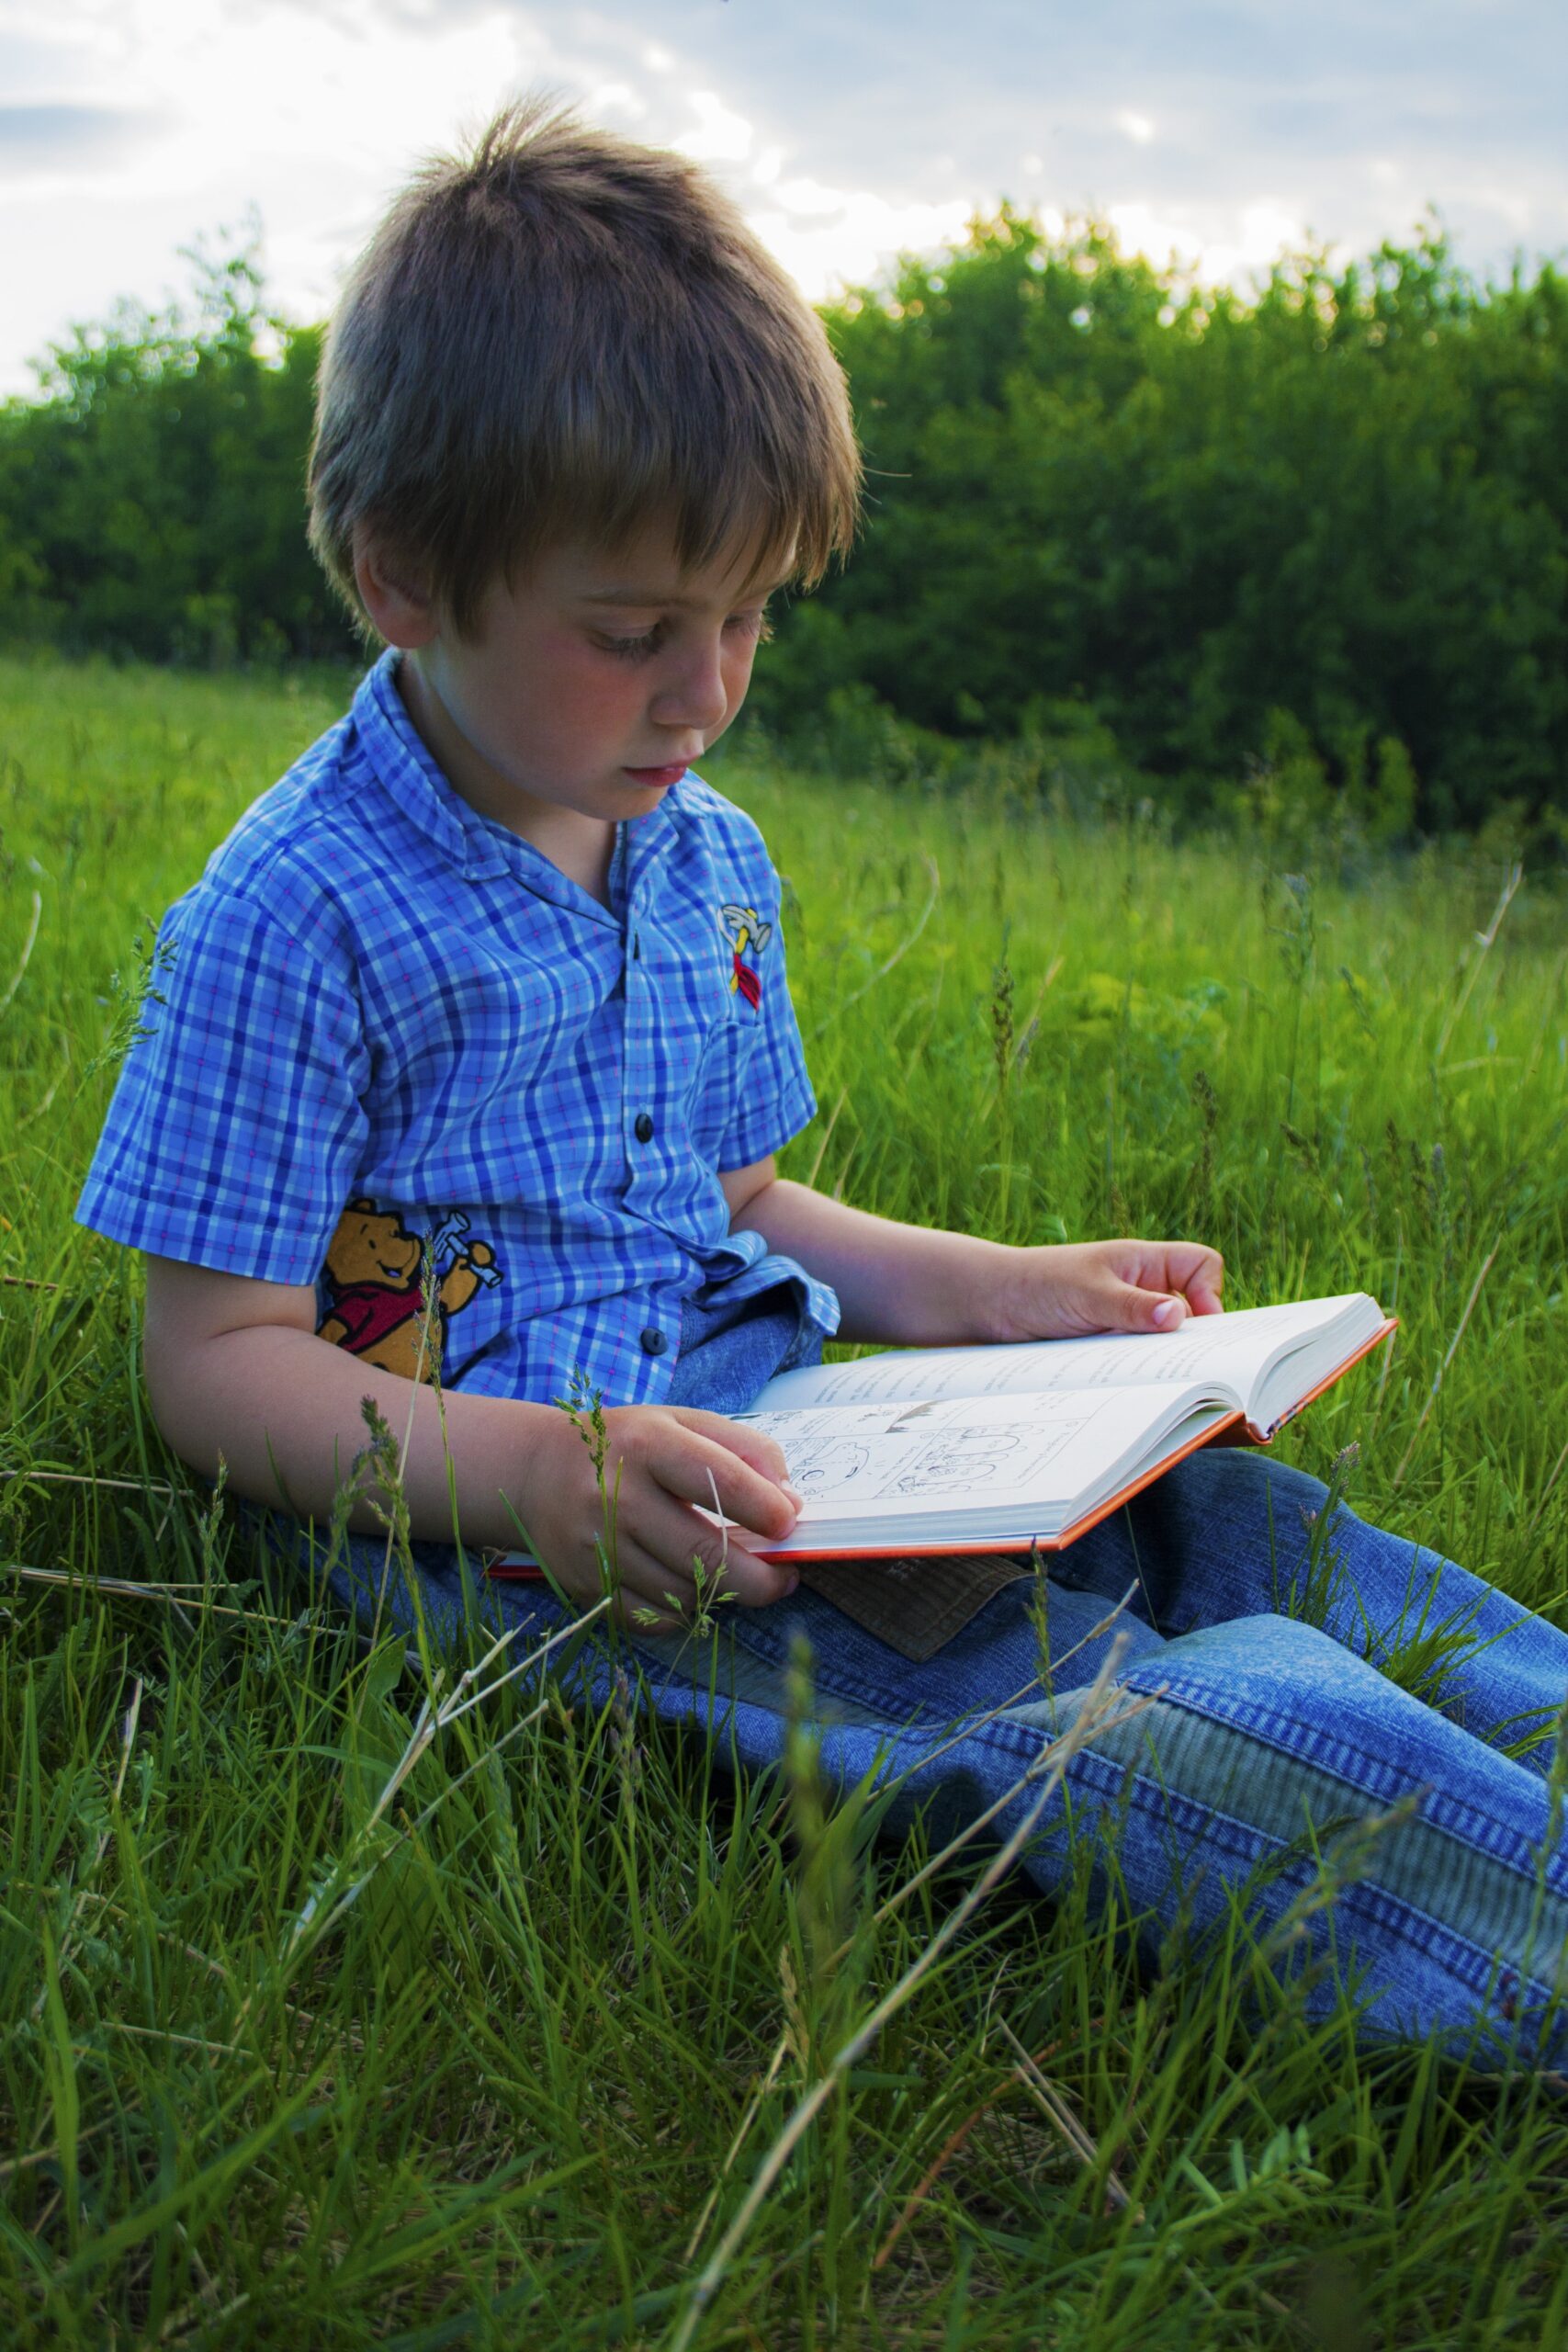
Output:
top-left (783, 1483), bottom-right (805, 1508)
top-left (1152, 1297), bottom-right (1181, 1328)
top-left (784, 1572), bottom-right (799, 1596)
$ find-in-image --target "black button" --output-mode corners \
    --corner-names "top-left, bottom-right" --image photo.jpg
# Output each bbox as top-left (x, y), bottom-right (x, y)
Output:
top-left (640, 1326), bottom-right (668, 1356)
top-left (634, 1111), bottom-right (654, 1144)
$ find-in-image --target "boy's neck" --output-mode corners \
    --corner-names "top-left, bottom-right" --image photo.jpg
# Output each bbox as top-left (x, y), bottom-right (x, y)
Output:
top-left (394, 659), bottom-right (618, 907)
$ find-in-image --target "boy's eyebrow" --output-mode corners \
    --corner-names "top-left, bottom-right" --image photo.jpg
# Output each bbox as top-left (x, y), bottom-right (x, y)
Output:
top-left (579, 572), bottom-right (792, 607)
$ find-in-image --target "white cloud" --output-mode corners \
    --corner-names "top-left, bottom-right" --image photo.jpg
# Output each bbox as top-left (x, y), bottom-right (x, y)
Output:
top-left (584, 80), bottom-right (648, 124)
top-left (0, 0), bottom-right (571, 368)
top-left (672, 91), bottom-right (753, 164)
top-left (1, 0), bottom-right (1564, 393)
top-left (1, 0), bottom-right (541, 196)
top-left (0, 0), bottom-right (988, 373)
top-left (749, 182), bottom-right (976, 302)
top-left (1106, 197), bottom-right (1314, 287)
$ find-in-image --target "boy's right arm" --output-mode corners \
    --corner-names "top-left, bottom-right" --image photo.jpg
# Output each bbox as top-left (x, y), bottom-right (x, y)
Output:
top-left (142, 1255), bottom-right (802, 1627)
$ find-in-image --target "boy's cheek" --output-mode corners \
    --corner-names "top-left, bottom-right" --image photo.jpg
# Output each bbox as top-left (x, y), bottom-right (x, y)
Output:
top-left (725, 647), bottom-right (761, 714)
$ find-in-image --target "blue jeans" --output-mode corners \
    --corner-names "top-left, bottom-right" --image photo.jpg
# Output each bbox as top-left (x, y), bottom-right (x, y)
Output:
top-left (264, 1300), bottom-right (1568, 2075)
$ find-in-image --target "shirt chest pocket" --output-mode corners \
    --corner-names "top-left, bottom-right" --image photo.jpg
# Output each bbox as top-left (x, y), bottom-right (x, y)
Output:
top-left (683, 998), bottom-right (762, 1164)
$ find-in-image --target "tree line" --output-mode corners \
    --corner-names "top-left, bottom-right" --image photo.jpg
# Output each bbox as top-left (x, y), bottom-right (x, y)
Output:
top-left (3, 219), bottom-right (1565, 832)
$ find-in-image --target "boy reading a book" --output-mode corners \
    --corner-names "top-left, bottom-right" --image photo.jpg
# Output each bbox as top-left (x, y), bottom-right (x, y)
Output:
top-left (78, 103), bottom-right (1568, 2073)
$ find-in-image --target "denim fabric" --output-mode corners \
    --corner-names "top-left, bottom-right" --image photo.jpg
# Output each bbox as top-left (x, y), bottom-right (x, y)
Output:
top-left (265, 1312), bottom-right (1568, 2075)
top-left (663, 1280), bottom-right (822, 1410)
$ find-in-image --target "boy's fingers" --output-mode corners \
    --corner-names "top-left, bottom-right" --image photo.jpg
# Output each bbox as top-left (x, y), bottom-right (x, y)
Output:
top-left (666, 1407), bottom-right (795, 1487)
top-left (656, 1418), bottom-right (801, 1532)
top-left (1108, 1279), bottom-right (1188, 1332)
top-left (608, 1541), bottom-right (700, 1632)
top-left (1165, 1242), bottom-right (1224, 1314)
top-left (624, 1500), bottom-right (797, 1608)
top-left (1100, 1242), bottom-right (1224, 1328)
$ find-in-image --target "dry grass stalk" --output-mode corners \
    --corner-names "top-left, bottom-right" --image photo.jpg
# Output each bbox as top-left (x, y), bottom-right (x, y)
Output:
top-left (995, 2012), bottom-right (1142, 2220)
top-left (860, 1581), bottom-right (1147, 1949)
top-left (672, 1635), bottom-right (1156, 2351)
top-left (1393, 1239), bottom-right (1500, 1487)
top-left (4, 1563), bottom-right (293, 1625)
top-left (32, 1677), bottom-right (142, 2020)
top-left (4, 1467), bottom-right (176, 1494)
top-left (871, 2027), bottom-right (1111, 2272)
top-left (274, 1596), bottom-right (609, 1972)
top-left (0, 888), bottom-right (42, 1021)
top-left (807, 854), bottom-right (941, 1040)
top-left (1436, 861), bottom-right (1523, 1061)
top-left (804, 1085), bottom-right (850, 1190)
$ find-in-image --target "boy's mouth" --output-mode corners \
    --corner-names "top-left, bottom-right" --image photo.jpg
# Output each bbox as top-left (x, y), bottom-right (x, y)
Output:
top-left (622, 763), bottom-right (689, 788)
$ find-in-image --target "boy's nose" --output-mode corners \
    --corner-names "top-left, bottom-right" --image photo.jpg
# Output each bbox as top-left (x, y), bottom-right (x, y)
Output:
top-left (651, 641), bottom-right (729, 733)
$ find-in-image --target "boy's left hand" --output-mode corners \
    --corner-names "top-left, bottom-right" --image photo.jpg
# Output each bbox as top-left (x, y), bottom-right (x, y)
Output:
top-left (992, 1238), bottom-right (1224, 1342)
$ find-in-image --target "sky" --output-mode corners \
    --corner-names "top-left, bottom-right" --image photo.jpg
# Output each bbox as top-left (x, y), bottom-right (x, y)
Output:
top-left (2, 0), bottom-right (1565, 393)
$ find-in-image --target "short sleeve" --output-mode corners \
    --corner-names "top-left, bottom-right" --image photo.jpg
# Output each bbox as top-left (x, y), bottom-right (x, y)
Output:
top-left (716, 888), bottom-right (818, 1170)
top-left (75, 883), bottom-right (371, 1283)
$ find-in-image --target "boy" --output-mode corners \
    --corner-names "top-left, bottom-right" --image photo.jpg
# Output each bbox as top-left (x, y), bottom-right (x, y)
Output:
top-left (79, 99), bottom-right (1223, 1635)
top-left (78, 102), bottom-right (1568, 2068)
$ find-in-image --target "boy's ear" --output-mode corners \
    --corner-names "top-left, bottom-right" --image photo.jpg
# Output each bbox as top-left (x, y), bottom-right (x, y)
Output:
top-left (353, 528), bottom-right (439, 649)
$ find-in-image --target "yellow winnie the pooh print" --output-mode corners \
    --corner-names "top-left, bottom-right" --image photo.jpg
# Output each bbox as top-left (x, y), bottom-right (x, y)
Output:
top-left (317, 1201), bottom-right (501, 1382)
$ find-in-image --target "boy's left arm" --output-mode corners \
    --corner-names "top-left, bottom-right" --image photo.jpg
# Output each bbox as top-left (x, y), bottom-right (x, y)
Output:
top-left (721, 1162), bottom-right (1224, 1344)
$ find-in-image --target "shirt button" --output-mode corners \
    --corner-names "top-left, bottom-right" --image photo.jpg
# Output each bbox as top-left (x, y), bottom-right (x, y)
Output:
top-left (634, 1111), bottom-right (654, 1144)
top-left (640, 1325), bottom-right (669, 1356)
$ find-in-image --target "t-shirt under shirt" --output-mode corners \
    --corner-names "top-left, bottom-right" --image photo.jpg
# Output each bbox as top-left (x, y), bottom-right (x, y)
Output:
top-left (76, 651), bottom-right (840, 1408)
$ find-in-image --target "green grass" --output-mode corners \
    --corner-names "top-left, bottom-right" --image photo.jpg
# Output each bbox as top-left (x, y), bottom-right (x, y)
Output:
top-left (4, 650), bottom-right (1568, 2347)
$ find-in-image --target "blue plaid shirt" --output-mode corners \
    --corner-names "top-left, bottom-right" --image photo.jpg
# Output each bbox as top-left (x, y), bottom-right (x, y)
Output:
top-left (77, 653), bottom-right (838, 1406)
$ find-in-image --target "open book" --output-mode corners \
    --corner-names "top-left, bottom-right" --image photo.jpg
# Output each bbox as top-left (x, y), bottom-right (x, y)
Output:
top-left (486, 1294), bottom-right (1393, 1577)
top-left (726, 1293), bottom-right (1394, 1560)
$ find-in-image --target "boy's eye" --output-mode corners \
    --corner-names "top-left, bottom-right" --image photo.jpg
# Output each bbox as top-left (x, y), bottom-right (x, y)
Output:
top-left (593, 605), bottom-right (773, 662)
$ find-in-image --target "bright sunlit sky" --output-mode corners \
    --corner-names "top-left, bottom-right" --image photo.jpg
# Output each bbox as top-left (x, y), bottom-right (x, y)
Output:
top-left (3, 0), bottom-right (1565, 393)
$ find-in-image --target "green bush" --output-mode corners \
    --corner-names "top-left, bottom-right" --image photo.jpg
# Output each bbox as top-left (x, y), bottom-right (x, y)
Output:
top-left (3, 215), bottom-right (1565, 831)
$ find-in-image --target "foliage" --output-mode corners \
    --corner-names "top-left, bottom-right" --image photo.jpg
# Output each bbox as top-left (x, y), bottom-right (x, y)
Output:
top-left (4, 657), bottom-right (1568, 2342)
top-left (759, 212), bottom-right (1568, 835)
top-left (0, 233), bottom-right (350, 667)
top-left (4, 217), bottom-right (1567, 829)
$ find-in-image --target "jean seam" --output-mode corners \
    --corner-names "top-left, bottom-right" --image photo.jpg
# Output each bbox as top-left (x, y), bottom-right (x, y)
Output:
top-left (1151, 1673), bottom-right (1568, 1894)
top-left (1066, 1748), bottom-right (1565, 2023)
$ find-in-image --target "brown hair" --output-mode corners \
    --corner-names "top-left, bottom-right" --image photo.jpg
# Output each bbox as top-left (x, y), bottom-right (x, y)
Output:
top-left (308, 97), bottom-right (861, 633)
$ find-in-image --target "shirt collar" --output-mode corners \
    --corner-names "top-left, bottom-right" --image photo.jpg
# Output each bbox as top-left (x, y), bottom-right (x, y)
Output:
top-left (350, 651), bottom-right (686, 916)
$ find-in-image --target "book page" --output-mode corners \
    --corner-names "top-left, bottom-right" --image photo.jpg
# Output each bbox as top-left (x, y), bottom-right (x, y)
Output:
top-left (756, 1298), bottom-right (1368, 1416)
top-left (737, 1381), bottom-right (1222, 1530)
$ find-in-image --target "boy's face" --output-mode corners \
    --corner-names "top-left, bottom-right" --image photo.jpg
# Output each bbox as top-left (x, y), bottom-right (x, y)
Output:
top-left (376, 521), bottom-right (787, 859)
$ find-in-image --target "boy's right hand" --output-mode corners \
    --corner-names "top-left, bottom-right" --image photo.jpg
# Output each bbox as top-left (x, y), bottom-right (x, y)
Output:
top-left (514, 1405), bottom-right (804, 1633)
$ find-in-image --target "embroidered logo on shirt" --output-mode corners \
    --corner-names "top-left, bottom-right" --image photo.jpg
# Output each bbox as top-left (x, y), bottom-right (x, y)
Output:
top-left (719, 902), bottom-right (773, 1009)
top-left (317, 1200), bottom-right (502, 1383)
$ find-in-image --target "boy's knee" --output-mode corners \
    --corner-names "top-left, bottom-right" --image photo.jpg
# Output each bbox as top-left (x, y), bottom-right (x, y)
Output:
top-left (1163, 1447), bottom-right (1358, 1583)
top-left (1175, 1446), bottom-right (1330, 1519)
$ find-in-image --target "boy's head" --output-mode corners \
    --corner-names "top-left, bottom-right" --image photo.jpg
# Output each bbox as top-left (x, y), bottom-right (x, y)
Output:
top-left (307, 97), bottom-right (862, 639)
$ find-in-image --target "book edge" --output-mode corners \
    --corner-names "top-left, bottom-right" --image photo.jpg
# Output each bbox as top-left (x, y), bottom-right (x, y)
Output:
top-left (484, 1317), bottom-right (1400, 1578)
top-left (1247, 1317), bottom-right (1397, 1441)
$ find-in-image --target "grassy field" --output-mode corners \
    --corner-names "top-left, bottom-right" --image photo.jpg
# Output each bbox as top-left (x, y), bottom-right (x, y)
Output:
top-left (4, 650), bottom-right (1568, 2347)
